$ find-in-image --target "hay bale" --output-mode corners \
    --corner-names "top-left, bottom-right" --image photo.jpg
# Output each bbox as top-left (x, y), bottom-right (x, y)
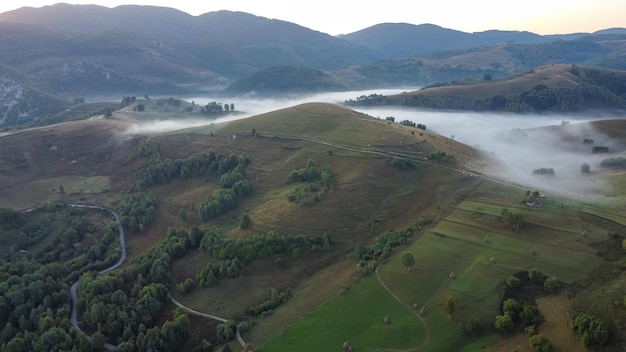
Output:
top-left (343, 341), bottom-right (349, 350)
top-left (449, 272), bottom-right (456, 279)
top-left (384, 315), bottom-right (390, 324)
top-left (419, 307), bottom-right (426, 315)
top-left (489, 256), bottom-right (496, 263)
top-left (483, 235), bottom-right (489, 243)
top-left (413, 303), bottom-right (419, 309)
top-left (529, 248), bottom-right (537, 255)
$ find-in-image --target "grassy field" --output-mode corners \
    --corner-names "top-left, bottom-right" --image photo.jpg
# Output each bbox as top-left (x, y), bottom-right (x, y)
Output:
top-left (265, 193), bottom-right (610, 351)
top-left (262, 274), bottom-right (426, 351)
top-left (3, 101), bottom-right (626, 351)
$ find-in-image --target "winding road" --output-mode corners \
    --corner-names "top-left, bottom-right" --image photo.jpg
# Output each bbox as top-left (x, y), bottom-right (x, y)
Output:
top-left (66, 204), bottom-right (249, 350)
top-left (68, 204), bottom-right (126, 351)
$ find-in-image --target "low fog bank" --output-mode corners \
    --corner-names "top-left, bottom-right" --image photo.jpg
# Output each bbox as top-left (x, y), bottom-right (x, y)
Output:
top-left (358, 106), bottom-right (622, 198)
top-left (128, 89), bottom-right (624, 198)
top-left (126, 89), bottom-right (417, 134)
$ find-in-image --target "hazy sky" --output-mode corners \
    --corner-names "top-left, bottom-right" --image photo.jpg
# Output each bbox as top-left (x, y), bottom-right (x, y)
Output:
top-left (0, 0), bottom-right (624, 35)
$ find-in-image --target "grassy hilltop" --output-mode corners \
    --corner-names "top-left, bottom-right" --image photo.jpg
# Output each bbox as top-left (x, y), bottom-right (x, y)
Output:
top-left (1, 102), bottom-right (626, 351)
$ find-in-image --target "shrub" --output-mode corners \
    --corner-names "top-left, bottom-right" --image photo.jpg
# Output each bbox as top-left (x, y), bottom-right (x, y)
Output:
top-left (572, 313), bottom-right (609, 346)
top-left (543, 276), bottom-right (560, 294)
top-left (528, 334), bottom-right (553, 352)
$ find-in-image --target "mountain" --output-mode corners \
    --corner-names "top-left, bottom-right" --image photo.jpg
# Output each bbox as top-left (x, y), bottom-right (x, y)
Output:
top-left (1, 4), bottom-right (626, 127)
top-left (0, 4), bottom-right (378, 96)
top-left (340, 23), bottom-right (550, 59)
top-left (0, 64), bottom-right (69, 126)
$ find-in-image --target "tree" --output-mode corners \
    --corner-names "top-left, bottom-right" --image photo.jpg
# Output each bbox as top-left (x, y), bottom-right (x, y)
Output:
top-left (528, 334), bottom-right (553, 352)
top-left (136, 103), bottom-right (145, 111)
top-left (240, 213), bottom-right (251, 229)
top-left (543, 276), bottom-right (560, 294)
top-left (494, 314), bottom-right (514, 333)
top-left (484, 73), bottom-right (493, 81)
top-left (528, 269), bottom-right (546, 285)
top-left (580, 163), bottom-right (590, 174)
top-left (520, 304), bottom-right (541, 326)
top-left (572, 313), bottom-right (609, 346)
top-left (502, 298), bottom-right (521, 320)
top-left (401, 252), bottom-right (415, 271)
top-left (506, 275), bottom-right (521, 288)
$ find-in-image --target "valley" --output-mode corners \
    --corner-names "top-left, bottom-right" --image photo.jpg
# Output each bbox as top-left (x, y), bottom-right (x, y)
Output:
top-left (1, 98), bottom-right (626, 351)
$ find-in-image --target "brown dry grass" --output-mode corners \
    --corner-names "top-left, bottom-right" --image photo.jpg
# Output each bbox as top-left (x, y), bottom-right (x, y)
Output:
top-left (536, 291), bottom-right (586, 352)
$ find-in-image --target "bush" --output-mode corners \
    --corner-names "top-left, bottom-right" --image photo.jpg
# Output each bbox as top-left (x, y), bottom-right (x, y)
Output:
top-left (528, 269), bottom-right (547, 285)
top-left (506, 275), bottom-right (522, 288)
top-left (572, 313), bottom-right (609, 346)
top-left (494, 314), bottom-right (514, 333)
top-left (543, 276), bottom-right (560, 294)
top-left (528, 334), bottom-right (553, 352)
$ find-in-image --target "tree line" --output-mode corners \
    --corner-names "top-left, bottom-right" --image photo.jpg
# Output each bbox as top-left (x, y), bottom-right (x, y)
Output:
top-left (135, 139), bottom-right (249, 190)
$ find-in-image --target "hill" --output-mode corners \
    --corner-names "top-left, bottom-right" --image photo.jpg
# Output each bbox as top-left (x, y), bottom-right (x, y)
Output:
top-left (0, 5), bottom-right (377, 97)
top-left (347, 64), bottom-right (626, 113)
top-left (2, 103), bottom-right (626, 350)
top-left (340, 23), bottom-right (548, 59)
top-left (224, 66), bottom-right (347, 96)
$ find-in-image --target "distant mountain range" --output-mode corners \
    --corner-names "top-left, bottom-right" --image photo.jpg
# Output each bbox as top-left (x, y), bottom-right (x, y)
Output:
top-left (0, 4), bottom-right (625, 125)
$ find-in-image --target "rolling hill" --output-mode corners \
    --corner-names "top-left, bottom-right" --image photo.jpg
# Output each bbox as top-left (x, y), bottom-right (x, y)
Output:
top-left (349, 64), bottom-right (626, 113)
top-left (0, 4), bottom-right (378, 97)
top-left (2, 102), bottom-right (626, 350)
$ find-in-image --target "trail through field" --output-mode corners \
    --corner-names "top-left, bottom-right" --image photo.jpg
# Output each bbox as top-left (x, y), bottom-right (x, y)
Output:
top-left (169, 296), bottom-right (248, 349)
top-left (374, 265), bottom-right (431, 352)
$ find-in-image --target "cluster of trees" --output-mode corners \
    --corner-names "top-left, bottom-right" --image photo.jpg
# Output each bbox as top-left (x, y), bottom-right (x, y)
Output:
top-left (355, 228), bottom-right (413, 274)
top-left (120, 96), bottom-right (137, 107)
top-left (400, 120), bottom-right (426, 130)
top-left (201, 102), bottom-right (234, 114)
top-left (198, 163), bottom-right (253, 221)
top-left (156, 97), bottom-right (181, 107)
top-left (287, 159), bottom-right (334, 202)
top-left (0, 207), bottom-right (126, 351)
top-left (0, 207), bottom-right (24, 229)
top-left (571, 313), bottom-right (609, 346)
top-left (571, 65), bottom-right (626, 109)
top-left (401, 80), bottom-right (620, 113)
top-left (500, 208), bottom-right (525, 230)
top-left (494, 269), bottom-right (563, 345)
top-left (428, 149), bottom-right (455, 164)
top-left (199, 228), bottom-right (328, 263)
top-left (532, 168), bottom-right (555, 176)
top-left (74, 224), bottom-right (212, 350)
top-left (117, 192), bottom-right (157, 233)
top-left (197, 258), bottom-right (242, 287)
top-left (288, 159), bottom-right (321, 183)
top-left (248, 287), bottom-right (292, 316)
top-left (600, 156), bottom-right (626, 169)
top-left (135, 139), bottom-right (250, 189)
top-left (390, 157), bottom-right (416, 169)
top-left (344, 93), bottom-right (388, 106)
top-left (178, 227), bottom-right (328, 293)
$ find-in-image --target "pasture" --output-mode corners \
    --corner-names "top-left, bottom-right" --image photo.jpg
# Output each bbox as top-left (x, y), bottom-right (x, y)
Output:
top-left (265, 195), bottom-right (611, 351)
top-left (262, 274), bottom-right (426, 351)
